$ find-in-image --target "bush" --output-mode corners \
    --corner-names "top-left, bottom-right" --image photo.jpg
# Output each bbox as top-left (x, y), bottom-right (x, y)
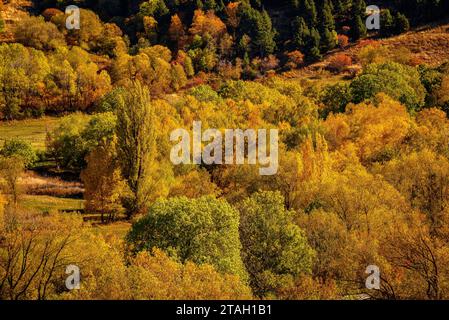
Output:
top-left (327, 54), bottom-right (352, 73)
top-left (285, 50), bottom-right (305, 70)
top-left (48, 112), bottom-right (116, 172)
top-left (13, 16), bottom-right (65, 50)
top-left (0, 138), bottom-right (37, 168)
top-left (337, 34), bottom-right (349, 48)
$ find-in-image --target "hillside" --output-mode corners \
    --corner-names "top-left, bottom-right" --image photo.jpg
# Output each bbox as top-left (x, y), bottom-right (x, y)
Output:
top-left (285, 21), bottom-right (449, 81)
top-left (0, 0), bottom-right (34, 42)
top-left (2, 0), bottom-right (449, 302)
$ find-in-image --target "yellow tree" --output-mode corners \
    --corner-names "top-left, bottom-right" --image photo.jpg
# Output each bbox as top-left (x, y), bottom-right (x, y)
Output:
top-left (324, 94), bottom-right (411, 164)
top-left (168, 14), bottom-right (187, 50)
top-left (169, 169), bottom-right (221, 199)
top-left (189, 9), bottom-right (227, 42)
top-left (126, 249), bottom-right (252, 300)
top-left (115, 81), bottom-right (172, 216)
top-left (275, 135), bottom-right (330, 211)
top-left (0, 156), bottom-right (25, 205)
top-left (380, 149), bottom-right (449, 236)
top-left (0, 209), bottom-right (83, 300)
top-left (81, 138), bottom-right (129, 223)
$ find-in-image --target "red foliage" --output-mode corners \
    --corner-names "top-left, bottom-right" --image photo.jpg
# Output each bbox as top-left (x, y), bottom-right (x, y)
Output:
top-left (337, 35), bottom-right (349, 48)
top-left (286, 50), bottom-right (305, 69)
top-left (327, 54), bottom-right (353, 73)
top-left (42, 8), bottom-right (64, 21)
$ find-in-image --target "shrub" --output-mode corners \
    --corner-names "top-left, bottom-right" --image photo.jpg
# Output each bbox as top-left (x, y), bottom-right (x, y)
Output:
top-left (327, 54), bottom-right (352, 73)
top-left (48, 112), bottom-right (116, 172)
top-left (285, 50), bottom-right (305, 70)
top-left (337, 34), bottom-right (349, 48)
top-left (13, 16), bottom-right (65, 50)
top-left (0, 138), bottom-right (37, 168)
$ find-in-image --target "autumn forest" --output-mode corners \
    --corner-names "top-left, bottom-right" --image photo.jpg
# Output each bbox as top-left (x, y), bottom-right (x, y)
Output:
top-left (1, 0), bottom-right (449, 301)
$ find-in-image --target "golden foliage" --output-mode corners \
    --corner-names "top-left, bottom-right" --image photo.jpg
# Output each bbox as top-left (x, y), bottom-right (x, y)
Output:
top-left (189, 10), bottom-right (227, 40)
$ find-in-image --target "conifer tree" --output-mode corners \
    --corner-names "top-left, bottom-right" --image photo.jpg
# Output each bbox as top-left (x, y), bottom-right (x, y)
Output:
top-left (293, 16), bottom-right (310, 49)
top-left (307, 27), bottom-right (322, 61)
top-left (321, 27), bottom-right (337, 51)
top-left (254, 10), bottom-right (277, 56)
top-left (352, 15), bottom-right (367, 40)
top-left (395, 12), bottom-right (410, 34)
top-left (300, 0), bottom-right (318, 27)
top-left (381, 9), bottom-right (395, 36)
top-left (320, 0), bottom-right (335, 31)
top-left (352, 0), bottom-right (367, 16)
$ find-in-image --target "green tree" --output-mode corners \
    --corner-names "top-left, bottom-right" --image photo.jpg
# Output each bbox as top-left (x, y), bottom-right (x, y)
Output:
top-left (380, 9), bottom-right (395, 36)
top-left (126, 196), bottom-right (248, 280)
top-left (321, 28), bottom-right (337, 51)
top-left (300, 0), bottom-right (318, 27)
top-left (307, 27), bottom-right (322, 61)
top-left (320, 0), bottom-right (335, 31)
top-left (0, 139), bottom-right (37, 168)
top-left (293, 17), bottom-right (310, 49)
top-left (352, 0), bottom-right (367, 16)
top-left (115, 81), bottom-right (162, 216)
top-left (395, 13), bottom-right (410, 34)
top-left (254, 10), bottom-right (277, 56)
top-left (352, 15), bottom-right (367, 40)
top-left (48, 112), bottom-right (116, 171)
top-left (139, 0), bottom-right (169, 19)
top-left (320, 82), bottom-right (353, 118)
top-left (350, 62), bottom-right (426, 111)
top-left (238, 191), bottom-right (315, 297)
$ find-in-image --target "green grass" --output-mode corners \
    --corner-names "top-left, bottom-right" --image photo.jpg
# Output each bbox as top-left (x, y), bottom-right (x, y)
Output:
top-left (20, 195), bottom-right (84, 212)
top-left (0, 117), bottom-right (60, 151)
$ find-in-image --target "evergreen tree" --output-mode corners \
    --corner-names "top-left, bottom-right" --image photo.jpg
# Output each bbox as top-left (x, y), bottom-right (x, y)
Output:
top-left (238, 6), bottom-right (276, 57)
top-left (352, 0), bottom-right (367, 16)
top-left (307, 27), bottom-right (322, 61)
top-left (321, 27), bottom-right (337, 51)
top-left (380, 9), bottom-right (395, 36)
top-left (351, 15), bottom-right (367, 40)
top-left (351, 0), bottom-right (368, 40)
top-left (293, 16), bottom-right (310, 49)
top-left (300, 0), bottom-right (318, 27)
top-left (320, 0), bottom-right (335, 31)
top-left (395, 12), bottom-right (410, 34)
top-left (254, 10), bottom-right (277, 56)
top-left (334, 0), bottom-right (349, 18)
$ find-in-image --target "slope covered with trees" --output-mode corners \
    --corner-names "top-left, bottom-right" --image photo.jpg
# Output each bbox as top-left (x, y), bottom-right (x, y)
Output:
top-left (1, 0), bottom-right (449, 301)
